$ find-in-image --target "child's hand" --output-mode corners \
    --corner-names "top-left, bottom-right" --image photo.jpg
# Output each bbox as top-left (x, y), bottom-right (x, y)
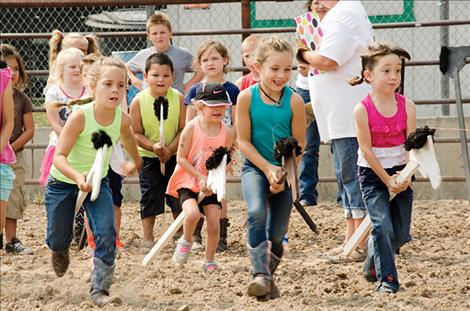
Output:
top-left (130, 75), bottom-right (143, 90)
top-left (270, 182), bottom-right (285, 194)
top-left (266, 165), bottom-right (285, 185)
top-left (198, 175), bottom-right (212, 195)
top-left (76, 173), bottom-right (92, 193)
top-left (387, 174), bottom-right (410, 194)
top-left (120, 160), bottom-right (138, 176)
top-left (297, 62), bottom-right (310, 77)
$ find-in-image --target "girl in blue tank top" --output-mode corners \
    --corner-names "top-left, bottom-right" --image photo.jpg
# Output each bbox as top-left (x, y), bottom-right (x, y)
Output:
top-left (45, 57), bottom-right (142, 307)
top-left (236, 36), bottom-right (306, 300)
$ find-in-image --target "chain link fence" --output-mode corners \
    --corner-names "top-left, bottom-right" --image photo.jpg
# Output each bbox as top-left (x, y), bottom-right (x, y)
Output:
top-left (1, 0), bottom-right (469, 117)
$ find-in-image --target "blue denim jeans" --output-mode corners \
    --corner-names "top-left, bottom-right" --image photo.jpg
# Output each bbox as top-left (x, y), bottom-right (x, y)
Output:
top-left (45, 177), bottom-right (116, 266)
top-left (296, 87), bottom-right (320, 206)
top-left (241, 160), bottom-right (293, 257)
top-left (358, 165), bottom-right (413, 291)
top-left (331, 137), bottom-right (366, 217)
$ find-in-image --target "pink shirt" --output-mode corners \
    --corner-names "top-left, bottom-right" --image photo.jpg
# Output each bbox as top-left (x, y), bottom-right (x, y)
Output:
top-left (240, 72), bottom-right (257, 91)
top-left (167, 117), bottom-right (227, 197)
top-left (0, 68), bottom-right (16, 165)
top-left (361, 93), bottom-right (407, 148)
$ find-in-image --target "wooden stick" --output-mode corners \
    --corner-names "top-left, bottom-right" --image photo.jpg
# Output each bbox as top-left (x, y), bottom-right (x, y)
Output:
top-left (142, 211), bottom-right (186, 266)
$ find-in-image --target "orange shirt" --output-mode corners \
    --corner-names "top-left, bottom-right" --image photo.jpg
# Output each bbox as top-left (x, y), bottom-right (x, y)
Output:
top-left (167, 117), bottom-right (228, 197)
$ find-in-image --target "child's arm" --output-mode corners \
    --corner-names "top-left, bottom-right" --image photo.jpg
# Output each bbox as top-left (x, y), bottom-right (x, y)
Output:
top-left (235, 89), bottom-right (283, 186)
top-left (183, 70), bottom-right (203, 95)
top-left (45, 104), bottom-right (64, 136)
top-left (52, 109), bottom-right (90, 191)
top-left (119, 112), bottom-right (143, 175)
top-left (177, 121), bottom-right (208, 192)
top-left (354, 104), bottom-right (407, 194)
top-left (290, 92), bottom-right (307, 162)
top-left (127, 67), bottom-right (143, 91)
top-left (11, 111), bottom-right (34, 152)
top-left (129, 97), bottom-right (157, 153)
top-left (0, 81), bottom-right (14, 154)
top-left (164, 94), bottom-right (186, 156)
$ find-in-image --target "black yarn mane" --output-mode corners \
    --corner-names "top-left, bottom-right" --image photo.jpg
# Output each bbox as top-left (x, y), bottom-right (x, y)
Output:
top-left (153, 96), bottom-right (169, 121)
top-left (205, 146), bottom-right (231, 171)
top-left (439, 46), bottom-right (450, 75)
top-left (0, 60), bottom-right (7, 69)
top-left (91, 130), bottom-right (113, 150)
top-left (404, 126), bottom-right (436, 151)
top-left (274, 137), bottom-right (302, 163)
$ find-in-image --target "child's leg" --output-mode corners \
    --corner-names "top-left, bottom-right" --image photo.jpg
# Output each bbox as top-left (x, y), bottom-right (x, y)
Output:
top-left (0, 200), bottom-right (7, 235)
top-left (203, 204), bottom-right (221, 262)
top-left (181, 198), bottom-right (201, 243)
top-left (114, 206), bottom-right (121, 239)
top-left (217, 200), bottom-right (229, 252)
top-left (0, 163), bottom-right (15, 240)
top-left (45, 179), bottom-right (76, 277)
top-left (85, 180), bottom-right (117, 305)
top-left (391, 187), bottom-right (413, 249)
top-left (362, 182), bottom-right (400, 291)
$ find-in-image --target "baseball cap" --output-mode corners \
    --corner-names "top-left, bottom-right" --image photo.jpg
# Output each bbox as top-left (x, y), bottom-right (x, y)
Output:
top-left (193, 82), bottom-right (232, 106)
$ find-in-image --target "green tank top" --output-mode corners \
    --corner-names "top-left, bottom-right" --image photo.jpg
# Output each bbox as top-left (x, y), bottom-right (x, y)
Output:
top-left (50, 102), bottom-right (122, 184)
top-left (250, 84), bottom-right (293, 165)
top-left (137, 87), bottom-right (181, 158)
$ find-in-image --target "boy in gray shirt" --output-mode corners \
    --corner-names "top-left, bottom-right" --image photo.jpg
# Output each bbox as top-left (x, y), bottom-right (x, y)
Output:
top-left (127, 12), bottom-right (202, 94)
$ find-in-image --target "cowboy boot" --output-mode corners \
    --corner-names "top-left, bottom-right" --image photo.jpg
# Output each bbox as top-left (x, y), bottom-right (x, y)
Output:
top-left (270, 251), bottom-right (282, 299)
top-left (247, 240), bottom-right (272, 297)
top-left (51, 248), bottom-right (70, 277)
top-left (217, 218), bottom-right (230, 252)
top-left (90, 257), bottom-right (119, 307)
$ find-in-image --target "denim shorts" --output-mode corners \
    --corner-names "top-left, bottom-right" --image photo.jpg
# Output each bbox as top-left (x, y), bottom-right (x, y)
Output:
top-left (138, 156), bottom-right (180, 219)
top-left (107, 167), bottom-right (123, 208)
top-left (177, 188), bottom-right (222, 215)
top-left (0, 163), bottom-right (15, 201)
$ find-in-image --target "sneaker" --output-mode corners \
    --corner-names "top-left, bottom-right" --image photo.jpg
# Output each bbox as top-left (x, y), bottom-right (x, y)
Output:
top-left (139, 240), bottom-right (154, 254)
top-left (282, 233), bottom-right (289, 245)
top-left (299, 199), bottom-right (316, 208)
top-left (324, 245), bottom-right (344, 257)
top-left (172, 238), bottom-right (192, 264)
top-left (192, 236), bottom-right (205, 252)
top-left (5, 237), bottom-right (34, 255)
top-left (202, 261), bottom-right (219, 273)
top-left (375, 282), bottom-right (397, 294)
top-left (326, 248), bottom-right (365, 264)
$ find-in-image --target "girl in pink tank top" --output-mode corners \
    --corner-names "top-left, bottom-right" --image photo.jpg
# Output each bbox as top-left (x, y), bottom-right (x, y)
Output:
top-left (167, 82), bottom-right (234, 273)
top-left (0, 65), bottom-right (16, 245)
top-left (351, 42), bottom-right (416, 294)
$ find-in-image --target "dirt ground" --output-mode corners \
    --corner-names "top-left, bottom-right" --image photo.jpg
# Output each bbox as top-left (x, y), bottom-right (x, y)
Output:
top-left (1, 199), bottom-right (469, 311)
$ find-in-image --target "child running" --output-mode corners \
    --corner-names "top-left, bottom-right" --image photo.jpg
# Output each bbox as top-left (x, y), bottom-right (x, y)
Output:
top-left (236, 36), bottom-right (305, 299)
top-left (1, 44), bottom-right (35, 255)
top-left (351, 42), bottom-right (414, 294)
top-left (235, 34), bottom-right (261, 91)
top-left (184, 40), bottom-right (239, 252)
top-left (130, 53), bottom-right (185, 252)
top-left (45, 56), bottom-right (141, 306)
top-left (167, 82), bottom-right (234, 273)
top-left (0, 59), bottom-right (16, 251)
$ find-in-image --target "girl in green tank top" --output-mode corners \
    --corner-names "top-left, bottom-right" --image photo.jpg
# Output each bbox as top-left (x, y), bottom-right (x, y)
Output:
top-left (45, 57), bottom-right (141, 307)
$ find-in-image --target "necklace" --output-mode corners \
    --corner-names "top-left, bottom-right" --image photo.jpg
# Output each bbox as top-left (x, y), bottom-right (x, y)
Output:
top-left (259, 83), bottom-right (283, 107)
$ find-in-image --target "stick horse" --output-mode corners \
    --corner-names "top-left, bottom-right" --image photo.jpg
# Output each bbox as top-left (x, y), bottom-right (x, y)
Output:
top-left (142, 147), bottom-right (231, 266)
top-left (274, 137), bottom-right (317, 233)
top-left (342, 126), bottom-right (442, 257)
top-left (75, 130), bottom-right (113, 249)
top-left (154, 96), bottom-right (169, 175)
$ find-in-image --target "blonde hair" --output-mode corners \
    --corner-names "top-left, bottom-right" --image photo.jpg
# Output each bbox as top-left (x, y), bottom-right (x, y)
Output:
top-left (45, 47), bottom-right (84, 91)
top-left (349, 42), bottom-right (411, 86)
top-left (242, 34), bottom-right (261, 49)
top-left (0, 44), bottom-right (28, 91)
top-left (87, 56), bottom-right (128, 89)
top-left (194, 40), bottom-right (230, 74)
top-left (81, 53), bottom-right (101, 74)
top-left (254, 36), bottom-right (293, 65)
top-left (49, 30), bottom-right (101, 69)
top-left (146, 12), bottom-right (172, 32)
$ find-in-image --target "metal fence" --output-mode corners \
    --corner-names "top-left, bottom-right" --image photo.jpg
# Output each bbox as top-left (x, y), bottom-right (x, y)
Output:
top-left (1, 0), bottom-right (470, 117)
